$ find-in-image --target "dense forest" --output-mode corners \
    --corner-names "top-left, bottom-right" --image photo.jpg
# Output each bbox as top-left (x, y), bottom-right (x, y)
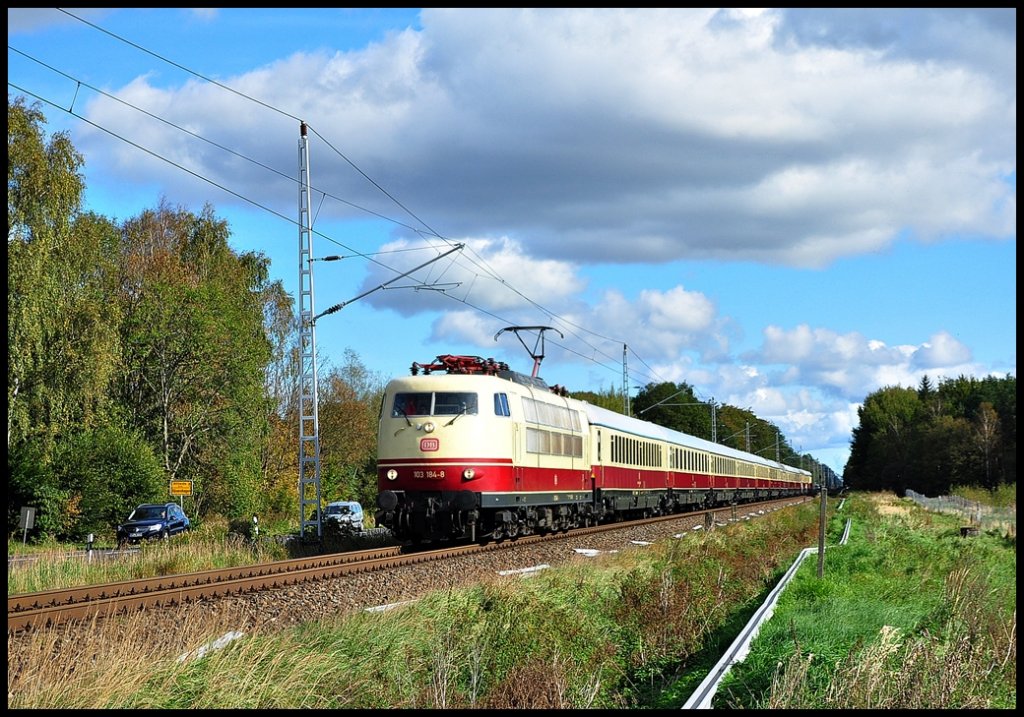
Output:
top-left (7, 96), bottom-right (1011, 543)
top-left (8, 97), bottom-right (384, 542)
top-left (843, 375), bottom-right (1016, 495)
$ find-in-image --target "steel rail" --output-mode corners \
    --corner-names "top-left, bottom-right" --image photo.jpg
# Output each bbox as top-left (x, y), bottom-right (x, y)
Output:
top-left (9, 497), bottom-right (807, 634)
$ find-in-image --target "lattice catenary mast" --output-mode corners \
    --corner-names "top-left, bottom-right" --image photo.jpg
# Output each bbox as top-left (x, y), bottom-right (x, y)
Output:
top-left (297, 121), bottom-right (323, 540)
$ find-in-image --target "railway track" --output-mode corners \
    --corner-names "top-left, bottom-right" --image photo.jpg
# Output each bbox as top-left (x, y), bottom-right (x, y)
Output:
top-left (9, 497), bottom-right (805, 633)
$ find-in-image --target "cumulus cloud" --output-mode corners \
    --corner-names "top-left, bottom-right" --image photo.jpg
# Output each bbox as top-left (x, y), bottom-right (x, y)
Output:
top-left (358, 236), bottom-right (585, 316)
top-left (430, 309), bottom-right (497, 348)
top-left (752, 323), bottom-right (983, 402)
top-left (671, 322), bottom-right (986, 471)
top-left (583, 286), bottom-right (721, 361)
top-left (911, 330), bottom-right (973, 368)
top-left (757, 325), bottom-right (904, 368)
top-left (9, 7), bottom-right (1013, 473)
top-left (60, 7), bottom-right (1013, 269)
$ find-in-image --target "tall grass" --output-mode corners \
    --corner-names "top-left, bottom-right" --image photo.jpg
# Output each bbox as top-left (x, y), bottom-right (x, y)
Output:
top-left (954, 482), bottom-right (1017, 509)
top-left (7, 518), bottom-right (289, 595)
top-left (9, 503), bottom-right (820, 708)
top-left (714, 492), bottom-right (1016, 709)
top-left (8, 516), bottom-right (391, 596)
top-left (8, 495), bottom-right (1015, 708)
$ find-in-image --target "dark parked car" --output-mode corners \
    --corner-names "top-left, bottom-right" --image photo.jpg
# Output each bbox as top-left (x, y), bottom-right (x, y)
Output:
top-left (116, 502), bottom-right (191, 547)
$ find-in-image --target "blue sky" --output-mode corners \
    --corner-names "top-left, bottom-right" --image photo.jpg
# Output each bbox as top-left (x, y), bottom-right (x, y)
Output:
top-left (8, 8), bottom-right (1017, 475)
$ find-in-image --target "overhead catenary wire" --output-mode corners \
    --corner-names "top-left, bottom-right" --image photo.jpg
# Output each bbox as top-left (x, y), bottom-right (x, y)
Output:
top-left (13, 58), bottom-right (637, 385)
top-left (12, 46), bottom-right (639, 386)
top-left (10, 11), bottom-right (671, 390)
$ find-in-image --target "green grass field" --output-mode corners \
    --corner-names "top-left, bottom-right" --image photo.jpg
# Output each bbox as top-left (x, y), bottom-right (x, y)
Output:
top-left (8, 491), bottom-right (1015, 708)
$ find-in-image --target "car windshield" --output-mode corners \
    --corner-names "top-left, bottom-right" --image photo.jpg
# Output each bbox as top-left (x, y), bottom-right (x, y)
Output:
top-left (326, 505), bottom-right (351, 515)
top-left (131, 506), bottom-right (166, 520)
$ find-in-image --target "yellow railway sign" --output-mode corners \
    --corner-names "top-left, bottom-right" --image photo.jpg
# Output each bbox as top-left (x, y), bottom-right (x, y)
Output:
top-left (169, 480), bottom-right (193, 497)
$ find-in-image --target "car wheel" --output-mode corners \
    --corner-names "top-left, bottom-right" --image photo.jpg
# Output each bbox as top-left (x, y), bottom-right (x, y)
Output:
top-left (161, 529), bottom-right (170, 540)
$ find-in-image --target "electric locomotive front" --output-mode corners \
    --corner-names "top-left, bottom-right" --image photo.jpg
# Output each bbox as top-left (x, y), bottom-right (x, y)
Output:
top-left (375, 359), bottom-right (517, 542)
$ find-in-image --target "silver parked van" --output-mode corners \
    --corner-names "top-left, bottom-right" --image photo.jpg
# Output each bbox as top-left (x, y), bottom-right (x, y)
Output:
top-left (323, 501), bottom-right (364, 532)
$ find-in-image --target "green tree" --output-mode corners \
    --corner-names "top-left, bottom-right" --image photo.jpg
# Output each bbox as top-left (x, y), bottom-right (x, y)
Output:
top-left (748, 420), bottom-right (784, 462)
top-left (917, 374), bottom-right (942, 419)
top-left (8, 97), bottom-right (120, 454)
top-left (977, 375), bottom-right (1016, 486)
top-left (936, 375), bottom-right (978, 422)
top-left (318, 349), bottom-right (387, 509)
top-left (8, 442), bottom-right (69, 540)
top-left (909, 415), bottom-right (973, 496)
top-left (570, 384), bottom-right (629, 414)
top-left (258, 284), bottom-right (300, 516)
top-left (117, 200), bottom-right (275, 517)
top-left (8, 96), bottom-right (325, 535)
top-left (845, 376), bottom-right (1016, 494)
top-left (845, 386), bottom-right (921, 492)
top-left (935, 375), bottom-right (1015, 488)
top-left (50, 425), bottom-right (165, 542)
top-left (632, 382), bottom-right (713, 438)
top-left (972, 402), bottom-right (1001, 489)
top-left (716, 404), bottom-right (757, 452)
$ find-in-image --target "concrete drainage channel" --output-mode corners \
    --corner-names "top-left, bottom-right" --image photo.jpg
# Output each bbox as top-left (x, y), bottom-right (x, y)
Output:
top-left (682, 517), bottom-right (852, 709)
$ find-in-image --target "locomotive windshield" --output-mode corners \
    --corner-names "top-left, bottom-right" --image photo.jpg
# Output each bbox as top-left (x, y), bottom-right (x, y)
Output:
top-left (392, 392), bottom-right (479, 417)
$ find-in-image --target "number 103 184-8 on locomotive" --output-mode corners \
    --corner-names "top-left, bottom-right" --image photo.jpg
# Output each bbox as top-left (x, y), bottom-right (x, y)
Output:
top-left (375, 354), bottom-right (812, 544)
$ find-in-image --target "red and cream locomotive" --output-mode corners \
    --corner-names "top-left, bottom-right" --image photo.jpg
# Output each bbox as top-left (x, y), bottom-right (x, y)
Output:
top-left (375, 354), bottom-right (812, 543)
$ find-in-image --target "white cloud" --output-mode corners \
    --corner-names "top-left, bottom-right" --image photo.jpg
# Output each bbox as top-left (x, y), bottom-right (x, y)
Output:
top-left (359, 236), bottom-right (584, 317)
top-left (10, 7), bottom-right (1013, 474)
top-left (640, 286), bottom-right (716, 333)
top-left (753, 324), bottom-right (980, 396)
top-left (430, 310), bottom-right (496, 347)
top-left (70, 8), bottom-right (1013, 269)
top-left (911, 331), bottom-right (973, 369)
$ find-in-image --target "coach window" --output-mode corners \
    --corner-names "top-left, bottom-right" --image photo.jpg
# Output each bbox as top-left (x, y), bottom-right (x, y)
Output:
top-left (570, 410), bottom-right (581, 431)
top-left (493, 392), bottom-right (511, 417)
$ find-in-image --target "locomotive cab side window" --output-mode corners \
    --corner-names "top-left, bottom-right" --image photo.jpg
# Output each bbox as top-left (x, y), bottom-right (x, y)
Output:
top-left (494, 392), bottom-right (511, 417)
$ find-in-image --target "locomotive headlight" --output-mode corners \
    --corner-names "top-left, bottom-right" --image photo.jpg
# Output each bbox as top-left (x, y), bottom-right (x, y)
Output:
top-left (386, 469), bottom-right (398, 481)
top-left (422, 422), bottom-right (435, 433)
top-left (462, 468), bottom-right (475, 480)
